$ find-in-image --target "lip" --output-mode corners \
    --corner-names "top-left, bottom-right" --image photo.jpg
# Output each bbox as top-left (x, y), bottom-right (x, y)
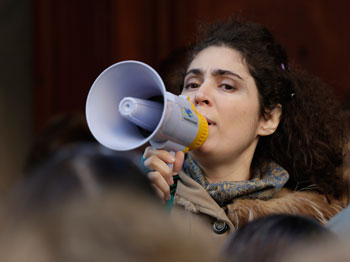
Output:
top-left (204, 116), bottom-right (215, 126)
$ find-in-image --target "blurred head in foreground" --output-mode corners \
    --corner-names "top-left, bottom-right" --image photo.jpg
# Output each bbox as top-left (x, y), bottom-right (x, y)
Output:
top-left (224, 214), bottom-right (336, 262)
top-left (0, 191), bottom-right (219, 262)
top-left (0, 143), bottom-right (219, 261)
top-left (14, 142), bottom-right (155, 213)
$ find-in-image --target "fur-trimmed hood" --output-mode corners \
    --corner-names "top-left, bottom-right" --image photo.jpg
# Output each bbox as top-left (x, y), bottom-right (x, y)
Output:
top-left (226, 188), bottom-right (344, 228)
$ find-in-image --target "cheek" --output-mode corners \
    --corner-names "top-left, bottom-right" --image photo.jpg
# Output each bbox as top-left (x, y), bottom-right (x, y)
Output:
top-left (221, 103), bottom-right (261, 134)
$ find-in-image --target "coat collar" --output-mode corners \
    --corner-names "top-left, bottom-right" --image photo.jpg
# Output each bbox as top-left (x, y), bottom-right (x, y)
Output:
top-left (175, 170), bottom-right (234, 228)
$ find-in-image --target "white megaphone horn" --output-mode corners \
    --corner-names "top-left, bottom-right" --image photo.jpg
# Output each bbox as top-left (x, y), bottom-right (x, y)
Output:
top-left (85, 60), bottom-right (208, 153)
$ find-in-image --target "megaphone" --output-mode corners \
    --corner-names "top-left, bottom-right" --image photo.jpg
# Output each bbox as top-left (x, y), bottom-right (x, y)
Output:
top-left (86, 60), bottom-right (208, 153)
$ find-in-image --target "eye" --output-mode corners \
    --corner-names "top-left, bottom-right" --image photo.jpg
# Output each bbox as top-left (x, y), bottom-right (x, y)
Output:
top-left (219, 84), bottom-right (236, 91)
top-left (184, 82), bottom-right (200, 89)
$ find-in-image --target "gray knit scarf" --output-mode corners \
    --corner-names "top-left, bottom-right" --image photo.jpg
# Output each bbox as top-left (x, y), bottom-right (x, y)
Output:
top-left (183, 154), bottom-right (289, 206)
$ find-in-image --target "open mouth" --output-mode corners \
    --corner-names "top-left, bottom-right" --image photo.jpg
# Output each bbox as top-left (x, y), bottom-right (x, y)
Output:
top-left (205, 118), bottom-right (215, 126)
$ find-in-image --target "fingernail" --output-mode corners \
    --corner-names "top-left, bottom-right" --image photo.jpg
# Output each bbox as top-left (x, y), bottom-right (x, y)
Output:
top-left (168, 156), bottom-right (175, 163)
top-left (169, 177), bottom-right (174, 185)
top-left (166, 194), bottom-right (171, 201)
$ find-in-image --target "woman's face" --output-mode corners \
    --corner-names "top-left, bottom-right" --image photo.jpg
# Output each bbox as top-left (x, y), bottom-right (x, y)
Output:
top-left (182, 46), bottom-right (266, 163)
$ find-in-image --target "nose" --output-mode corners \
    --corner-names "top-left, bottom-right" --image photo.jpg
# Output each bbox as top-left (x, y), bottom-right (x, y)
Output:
top-left (194, 82), bottom-right (211, 106)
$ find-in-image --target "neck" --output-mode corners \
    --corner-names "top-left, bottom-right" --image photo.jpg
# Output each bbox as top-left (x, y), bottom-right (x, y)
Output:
top-left (190, 142), bottom-right (257, 183)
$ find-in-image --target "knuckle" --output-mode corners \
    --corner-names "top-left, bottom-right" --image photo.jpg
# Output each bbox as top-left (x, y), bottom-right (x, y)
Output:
top-left (163, 186), bottom-right (170, 195)
top-left (143, 146), bottom-right (154, 158)
top-left (147, 172), bottom-right (165, 186)
top-left (147, 172), bottom-right (158, 182)
top-left (165, 168), bottom-right (173, 179)
top-left (148, 155), bottom-right (159, 168)
top-left (143, 155), bottom-right (157, 169)
top-left (148, 155), bottom-right (157, 163)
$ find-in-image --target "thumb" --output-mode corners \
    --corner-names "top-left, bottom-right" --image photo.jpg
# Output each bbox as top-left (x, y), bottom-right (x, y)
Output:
top-left (173, 151), bottom-right (185, 175)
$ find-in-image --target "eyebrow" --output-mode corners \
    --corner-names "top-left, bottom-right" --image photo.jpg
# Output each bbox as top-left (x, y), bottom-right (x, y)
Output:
top-left (185, 68), bottom-right (243, 80)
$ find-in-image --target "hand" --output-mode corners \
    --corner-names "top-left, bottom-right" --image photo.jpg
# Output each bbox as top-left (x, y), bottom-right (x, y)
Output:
top-left (143, 146), bottom-right (184, 201)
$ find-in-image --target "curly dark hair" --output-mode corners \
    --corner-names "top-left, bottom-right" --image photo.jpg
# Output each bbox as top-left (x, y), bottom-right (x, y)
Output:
top-left (183, 17), bottom-right (349, 199)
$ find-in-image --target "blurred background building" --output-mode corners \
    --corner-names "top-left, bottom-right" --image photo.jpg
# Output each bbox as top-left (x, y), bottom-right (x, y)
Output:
top-left (0, 0), bottom-right (349, 195)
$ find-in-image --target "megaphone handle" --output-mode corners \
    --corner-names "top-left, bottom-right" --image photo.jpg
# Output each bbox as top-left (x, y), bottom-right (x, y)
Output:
top-left (168, 151), bottom-right (175, 170)
top-left (151, 141), bottom-right (185, 171)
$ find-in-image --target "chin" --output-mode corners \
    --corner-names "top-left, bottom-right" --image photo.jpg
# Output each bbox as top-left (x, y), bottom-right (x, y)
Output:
top-left (191, 143), bottom-right (213, 155)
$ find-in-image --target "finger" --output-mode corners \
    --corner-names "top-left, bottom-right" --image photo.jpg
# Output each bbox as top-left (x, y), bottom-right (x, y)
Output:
top-left (143, 146), bottom-right (176, 164)
top-left (173, 151), bottom-right (185, 174)
top-left (151, 184), bottom-right (165, 202)
top-left (144, 155), bottom-right (174, 185)
top-left (147, 172), bottom-right (171, 200)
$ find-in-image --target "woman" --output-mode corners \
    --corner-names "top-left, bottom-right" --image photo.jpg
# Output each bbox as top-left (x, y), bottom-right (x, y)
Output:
top-left (143, 17), bottom-right (349, 245)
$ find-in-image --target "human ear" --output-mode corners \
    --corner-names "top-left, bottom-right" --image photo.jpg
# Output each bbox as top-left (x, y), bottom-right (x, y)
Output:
top-left (257, 104), bottom-right (282, 136)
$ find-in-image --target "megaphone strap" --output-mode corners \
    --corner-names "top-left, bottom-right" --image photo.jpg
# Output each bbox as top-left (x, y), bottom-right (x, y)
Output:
top-left (140, 156), bottom-right (152, 174)
top-left (165, 174), bottom-right (179, 211)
